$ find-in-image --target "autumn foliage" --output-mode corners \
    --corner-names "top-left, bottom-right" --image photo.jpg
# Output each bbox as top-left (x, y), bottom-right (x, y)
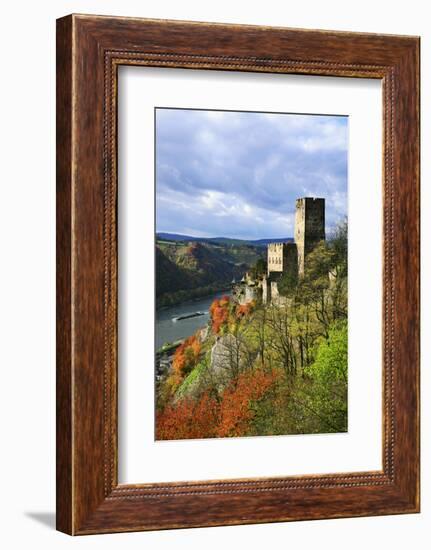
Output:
top-left (156, 368), bottom-right (279, 440)
top-left (216, 369), bottom-right (279, 437)
top-left (235, 301), bottom-right (255, 320)
top-left (172, 335), bottom-right (201, 378)
top-left (209, 295), bottom-right (230, 334)
top-left (156, 392), bottom-right (219, 440)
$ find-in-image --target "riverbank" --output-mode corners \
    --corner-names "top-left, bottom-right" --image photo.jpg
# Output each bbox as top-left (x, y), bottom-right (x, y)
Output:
top-left (155, 290), bottom-right (231, 350)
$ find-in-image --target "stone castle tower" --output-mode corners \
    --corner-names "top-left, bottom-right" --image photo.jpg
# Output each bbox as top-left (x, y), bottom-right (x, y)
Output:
top-left (261, 197), bottom-right (325, 304)
top-left (294, 197), bottom-right (325, 276)
top-left (236, 197), bottom-right (325, 305)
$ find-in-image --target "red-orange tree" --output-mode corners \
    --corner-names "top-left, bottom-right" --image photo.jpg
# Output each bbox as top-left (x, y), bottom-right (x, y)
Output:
top-left (209, 295), bottom-right (230, 334)
top-left (156, 392), bottom-right (219, 440)
top-left (156, 368), bottom-right (279, 440)
top-left (217, 369), bottom-right (279, 437)
top-left (235, 301), bottom-right (255, 320)
top-left (172, 335), bottom-right (201, 378)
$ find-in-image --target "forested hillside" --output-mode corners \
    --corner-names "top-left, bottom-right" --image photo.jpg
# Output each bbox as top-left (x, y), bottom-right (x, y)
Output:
top-left (156, 239), bottom-right (264, 308)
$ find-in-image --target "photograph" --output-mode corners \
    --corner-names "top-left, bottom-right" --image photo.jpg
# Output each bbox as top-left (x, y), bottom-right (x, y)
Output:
top-left (155, 107), bottom-right (349, 440)
top-left (0, 1), bottom-right (423, 544)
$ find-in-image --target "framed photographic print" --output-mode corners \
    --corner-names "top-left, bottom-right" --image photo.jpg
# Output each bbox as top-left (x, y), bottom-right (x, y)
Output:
top-left (56, 14), bottom-right (420, 534)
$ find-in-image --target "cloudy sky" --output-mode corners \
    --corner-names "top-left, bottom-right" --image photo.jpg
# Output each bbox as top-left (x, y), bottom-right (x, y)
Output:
top-left (155, 108), bottom-right (348, 240)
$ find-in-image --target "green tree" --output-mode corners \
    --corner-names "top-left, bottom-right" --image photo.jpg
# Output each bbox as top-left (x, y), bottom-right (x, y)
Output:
top-left (277, 270), bottom-right (298, 297)
top-left (250, 257), bottom-right (267, 279)
top-left (328, 218), bottom-right (348, 278)
top-left (299, 319), bottom-right (348, 432)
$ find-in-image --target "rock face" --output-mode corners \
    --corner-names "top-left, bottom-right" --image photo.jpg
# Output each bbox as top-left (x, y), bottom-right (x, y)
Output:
top-left (174, 334), bottom-right (240, 401)
top-left (198, 325), bottom-right (210, 342)
top-left (210, 335), bottom-right (238, 376)
top-left (209, 334), bottom-right (251, 388)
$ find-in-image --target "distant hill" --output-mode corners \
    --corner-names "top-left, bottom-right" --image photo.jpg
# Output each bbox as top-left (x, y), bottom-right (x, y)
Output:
top-left (249, 237), bottom-right (294, 246)
top-left (157, 232), bottom-right (293, 247)
top-left (156, 240), bottom-right (264, 308)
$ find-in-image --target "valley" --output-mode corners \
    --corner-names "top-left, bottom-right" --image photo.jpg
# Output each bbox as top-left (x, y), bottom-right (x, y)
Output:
top-left (156, 236), bottom-right (265, 308)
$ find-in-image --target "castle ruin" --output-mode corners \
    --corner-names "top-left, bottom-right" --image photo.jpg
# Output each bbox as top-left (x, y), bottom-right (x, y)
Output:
top-left (263, 197), bottom-right (325, 303)
top-left (232, 197), bottom-right (325, 305)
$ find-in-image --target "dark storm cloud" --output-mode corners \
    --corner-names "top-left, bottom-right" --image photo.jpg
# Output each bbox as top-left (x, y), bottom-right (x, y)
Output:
top-left (155, 108), bottom-right (348, 239)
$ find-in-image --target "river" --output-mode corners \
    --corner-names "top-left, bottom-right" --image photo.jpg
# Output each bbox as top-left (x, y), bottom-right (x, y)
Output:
top-left (156, 291), bottom-right (231, 350)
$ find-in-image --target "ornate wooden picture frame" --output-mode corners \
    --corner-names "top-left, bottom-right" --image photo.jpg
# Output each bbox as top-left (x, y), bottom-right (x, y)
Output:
top-left (56, 14), bottom-right (420, 535)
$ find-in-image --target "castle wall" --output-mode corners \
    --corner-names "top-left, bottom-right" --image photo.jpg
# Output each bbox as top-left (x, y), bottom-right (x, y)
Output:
top-left (244, 285), bottom-right (257, 304)
top-left (262, 277), bottom-right (269, 304)
top-left (270, 280), bottom-right (279, 300)
top-left (267, 243), bottom-right (285, 275)
top-left (233, 281), bottom-right (258, 306)
top-left (269, 280), bottom-right (288, 306)
top-left (267, 242), bottom-right (298, 278)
